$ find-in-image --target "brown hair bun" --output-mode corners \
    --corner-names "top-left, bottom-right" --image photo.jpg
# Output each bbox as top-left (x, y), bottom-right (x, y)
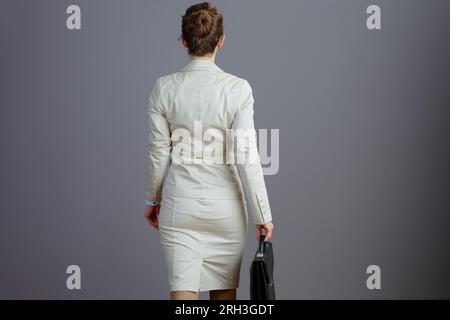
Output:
top-left (182, 2), bottom-right (224, 56)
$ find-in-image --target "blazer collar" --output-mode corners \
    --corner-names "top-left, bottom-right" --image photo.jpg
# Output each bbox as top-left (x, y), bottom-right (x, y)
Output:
top-left (180, 59), bottom-right (224, 73)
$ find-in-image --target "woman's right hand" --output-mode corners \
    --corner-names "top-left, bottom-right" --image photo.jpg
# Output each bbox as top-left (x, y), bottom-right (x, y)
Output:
top-left (256, 221), bottom-right (274, 241)
top-left (144, 204), bottom-right (161, 230)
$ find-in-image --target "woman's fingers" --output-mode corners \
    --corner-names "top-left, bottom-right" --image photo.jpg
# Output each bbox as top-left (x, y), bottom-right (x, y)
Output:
top-left (144, 206), bottom-right (160, 230)
top-left (256, 225), bottom-right (262, 240)
top-left (149, 217), bottom-right (159, 229)
top-left (256, 222), bottom-right (274, 241)
top-left (264, 225), bottom-right (272, 241)
top-left (150, 210), bottom-right (159, 230)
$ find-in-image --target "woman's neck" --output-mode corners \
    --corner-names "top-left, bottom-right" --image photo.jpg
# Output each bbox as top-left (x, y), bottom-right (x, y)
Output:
top-left (190, 55), bottom-right (215, 63)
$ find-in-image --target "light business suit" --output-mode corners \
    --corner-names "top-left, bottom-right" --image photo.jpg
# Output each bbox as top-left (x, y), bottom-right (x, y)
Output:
top-left (145, 59), bottom-right (273, 291)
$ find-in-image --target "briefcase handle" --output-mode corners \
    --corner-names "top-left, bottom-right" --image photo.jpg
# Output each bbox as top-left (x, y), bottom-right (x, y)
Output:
top-left (257, 232), bottom-right (266, 255)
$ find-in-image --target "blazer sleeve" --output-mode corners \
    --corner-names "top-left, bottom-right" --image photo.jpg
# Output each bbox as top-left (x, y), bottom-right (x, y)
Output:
top-left (145, 77), bottom-right (171, 203)
top-left (231, 80), bottom-right (273, 225)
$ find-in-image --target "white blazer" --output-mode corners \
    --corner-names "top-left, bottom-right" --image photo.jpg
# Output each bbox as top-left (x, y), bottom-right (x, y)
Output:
top-left (145, 59), bottom-right (272, 225)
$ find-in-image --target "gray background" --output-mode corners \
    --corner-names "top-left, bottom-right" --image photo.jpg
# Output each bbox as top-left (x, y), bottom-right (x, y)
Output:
top-left (1, 0), bottom-right (449, 299)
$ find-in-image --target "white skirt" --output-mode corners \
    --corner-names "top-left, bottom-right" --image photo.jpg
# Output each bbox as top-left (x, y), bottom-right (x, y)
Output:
top-left (158, 195), bottom-right (248, 292)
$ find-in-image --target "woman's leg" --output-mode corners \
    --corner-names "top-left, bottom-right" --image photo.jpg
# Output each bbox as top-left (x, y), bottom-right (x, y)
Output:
top-left (209, 289), bottom-right (236, 300)
top-left (170, 290), bottom-right (199, 300)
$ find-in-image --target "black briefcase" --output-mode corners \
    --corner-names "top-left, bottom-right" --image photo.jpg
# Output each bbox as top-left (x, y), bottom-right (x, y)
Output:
top-left (250, 233), bottom-right (276, 300)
